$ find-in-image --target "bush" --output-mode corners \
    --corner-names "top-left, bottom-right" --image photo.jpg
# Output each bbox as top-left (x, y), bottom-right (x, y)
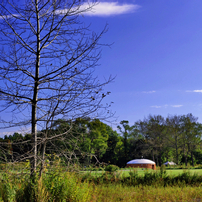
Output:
top-left (104, 165), bottom-right (119, 173)
top-left (43, 170), bottom-right (93, 202)
top-left (0, 168), bottom-right (94, 202)
top-left (0, 173), bottom-right (17, 202)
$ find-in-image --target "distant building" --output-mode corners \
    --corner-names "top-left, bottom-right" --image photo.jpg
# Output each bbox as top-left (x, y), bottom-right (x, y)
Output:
top-left (126, 159), bottom-right (156, 170)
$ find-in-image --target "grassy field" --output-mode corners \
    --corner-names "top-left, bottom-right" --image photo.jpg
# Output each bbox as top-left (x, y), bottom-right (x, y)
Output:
top-left (90, 184), bottom-right (202, 202)
top-left (82, 168), bottom-right (202, 177)
top-left (165, 168), bottom-right (202, 176)
top-left (1, 167), bottom-right (202, 201)
top-left (84, 168), bottom-right (202, 201)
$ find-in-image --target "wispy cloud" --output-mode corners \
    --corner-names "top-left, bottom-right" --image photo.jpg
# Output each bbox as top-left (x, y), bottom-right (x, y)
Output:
top-left (151, 104), bottom-right (182, 108)
top-left (0, 2), bottom-right (140, 21)
top-left (0, 14), bottom-right (19, 20)
top-left (171, 105), bottom-right (183, 108)
top-left (142, 90), bottom-right (156, 94)
top-left (151, 104), bottom-right (168, 108)
top-left (84, 2), bottom-right (140, 16)
top-left (151, 105), bottom-right (162, 108)
top-left (56, 2), bottom-right (140, 17)
top-left (186, 90), bottom-right (202, 93)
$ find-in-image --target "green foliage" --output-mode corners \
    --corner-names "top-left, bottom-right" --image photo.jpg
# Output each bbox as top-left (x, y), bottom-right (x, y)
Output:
top-left (44, 170), bottom-right (92, 202)
top-left (2, 114), bottom-right (202, 170)
top-left (160, 164), bottom-right (167, 177)
top-left (0, 168), bottom-right (93, 202)
top-left (104, 165), bottom-right (119, 173)
top-left (83, 165), bottom-right (105, 171)
top-left (0, 173), bottom-right (17, 202)
top-left (15, 176), bottom-right (39, 202)
top-left (79, 119), bottom-right (109, 159)
top-left (2, 166), bottom-right (202, 202)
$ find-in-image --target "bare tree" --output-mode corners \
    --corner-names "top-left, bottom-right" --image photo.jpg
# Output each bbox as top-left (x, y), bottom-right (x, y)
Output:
top-left (0, 0), bottom-right (113, 176)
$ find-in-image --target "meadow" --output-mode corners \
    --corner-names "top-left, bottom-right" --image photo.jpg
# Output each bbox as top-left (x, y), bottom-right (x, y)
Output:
top-left (1, 164), bottom-right (202, 201)
top-left (82, 166), bottom-right (202, 177)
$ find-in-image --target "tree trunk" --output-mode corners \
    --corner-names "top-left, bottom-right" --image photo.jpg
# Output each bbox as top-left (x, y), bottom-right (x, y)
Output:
top-left (152, 149), bottom-right (154, 162)
top-left (31, 0), bottom-right (40, 176)
top-left (183, 147), bottom-right (187, 166)
top-left (159, 152), bottom-right (162, 166)
top-left (175, 140), bottom-right (179, 165)
top-left (191, 151), bottom-right (194, 166)
top-left (156, 154), bottom-right (159, 166)
top-left (39, 141), bottom-right (46, 178)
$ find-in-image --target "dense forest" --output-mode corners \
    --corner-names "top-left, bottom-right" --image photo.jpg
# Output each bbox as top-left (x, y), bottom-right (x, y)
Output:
top-left (1, 113), bottom-right (202, 168)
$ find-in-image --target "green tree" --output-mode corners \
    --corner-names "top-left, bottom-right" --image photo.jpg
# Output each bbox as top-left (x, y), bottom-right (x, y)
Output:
top-left (100, 126), bottom-right (123, 166)
top-left (136, 115), bottom-right (166, 166)
top-left (165, 115), bottom-right (182, 165)
top-left (128, 123), bottom-right (146, 162)
top-left (79, 119), bottom-right (109, 165)
top-left (117, 120), bottom-right (135, 165)
top-left (180, 114), bottom-right (198, 166)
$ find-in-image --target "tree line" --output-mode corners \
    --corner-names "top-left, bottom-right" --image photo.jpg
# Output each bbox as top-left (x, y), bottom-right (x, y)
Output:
top-left (1, 113), bottom-right (202, 167)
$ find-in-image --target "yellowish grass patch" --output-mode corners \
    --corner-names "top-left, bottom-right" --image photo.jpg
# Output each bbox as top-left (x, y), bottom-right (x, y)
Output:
top-left (90, 185), bottom-right (202, 202)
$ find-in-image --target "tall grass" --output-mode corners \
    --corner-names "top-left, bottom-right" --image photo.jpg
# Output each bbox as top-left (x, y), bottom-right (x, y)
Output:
top-left (0, 168), bottom-right (93, 202)
top-left (1, 165), bottom-right (202, 201)
top-left (90, 184), bottom-right (202, 202)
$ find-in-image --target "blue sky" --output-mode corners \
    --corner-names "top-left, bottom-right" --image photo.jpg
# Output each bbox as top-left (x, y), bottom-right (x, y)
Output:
top-left (1, 0), bottom-right (202, 136)
top-left (81, 0), bottom-right (202, 126)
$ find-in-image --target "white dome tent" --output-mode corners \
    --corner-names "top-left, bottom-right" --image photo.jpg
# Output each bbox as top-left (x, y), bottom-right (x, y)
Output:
top-left (126, 159), bottom-right (156, 170)
top-left (163, 161), bottom-right (176, 166)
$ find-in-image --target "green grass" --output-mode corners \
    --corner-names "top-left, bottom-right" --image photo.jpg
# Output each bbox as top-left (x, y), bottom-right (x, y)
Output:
top-left (165, 169), bottom-right (202, 176)
top-left (1, 165), bottom-right (202, 202)
top-left (81, 168), bottom-right (202, 177)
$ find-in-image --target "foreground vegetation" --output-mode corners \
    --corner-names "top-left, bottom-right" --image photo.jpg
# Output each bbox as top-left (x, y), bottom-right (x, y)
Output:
top-left (1, 164), bottom-right (202, 202)
top-left (2, 172), bottom-right (202, 202)
top-left (93, 185), bottom-right (202, 202)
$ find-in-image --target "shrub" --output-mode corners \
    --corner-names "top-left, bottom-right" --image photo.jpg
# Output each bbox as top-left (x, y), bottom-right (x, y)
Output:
top-left (44, 169), bottom-right (93, 202)
top-left (0, 173), bottom-right (16, 202)
top-left (105, 165), bottom-right (119, 173)
top-left (0, 166), bottom-right (94, 202)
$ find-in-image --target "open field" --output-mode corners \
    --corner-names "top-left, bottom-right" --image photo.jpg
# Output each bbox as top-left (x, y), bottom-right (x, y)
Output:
top-left (90, 185), bottom-right (202, 202)
top-left (81, 168), bottom-right (202, 177)
top-left (123, 168), bottom-right (202, 176)
top-left (1, 167), bottom-right (202, 201)
top-left (80, 169), bottom-right (202, 201)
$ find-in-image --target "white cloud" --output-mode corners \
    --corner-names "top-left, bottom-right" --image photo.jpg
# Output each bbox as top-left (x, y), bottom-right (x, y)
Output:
top-left (151, 104), bottom-right (182, 108)
top-left (0, 14), bottom-right (19, 20)
top-left (186, 90), bottom-right (202, 93)
top-left (193, 90), bottom-right (202, 93)
top-left (0, 2), bottom-right (139, 21)
top-left (171, 105), bottom-right (183, 108)
top-left (142, 90), bottom-right (156, 94)
top-left (151, 105), bottom-right (162, 108)
top-left (84, 2), bottom-right (140, 16)
top-left (56, 2), bottom-right (140, 17)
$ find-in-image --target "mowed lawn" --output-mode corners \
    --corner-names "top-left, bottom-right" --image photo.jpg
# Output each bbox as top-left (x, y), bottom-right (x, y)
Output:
top-left (82, 168), bottom-right (202, 177)
top-left (119, 168), bottom-right (202, 177)
top-left (123, 168), bottom-right (202, 175)
top-left (166, 168), bottom-right (202, 176)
